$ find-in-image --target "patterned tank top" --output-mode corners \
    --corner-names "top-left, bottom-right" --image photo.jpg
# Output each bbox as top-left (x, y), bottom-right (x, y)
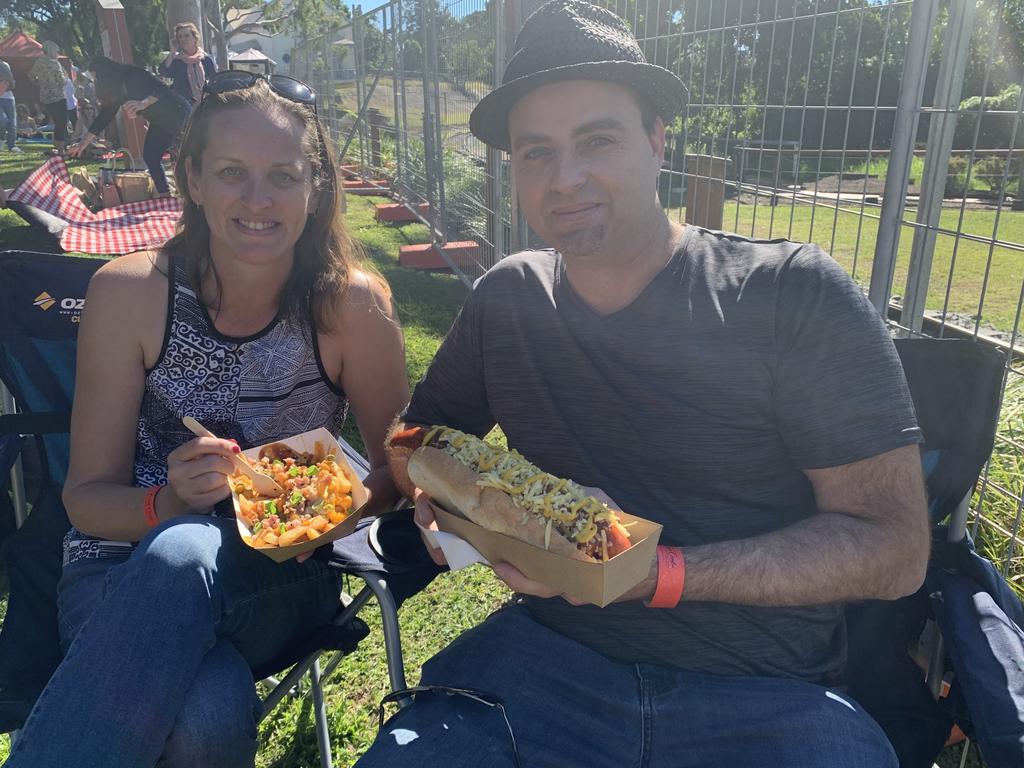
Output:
top-left (64, 252), bottom-right (348, 565)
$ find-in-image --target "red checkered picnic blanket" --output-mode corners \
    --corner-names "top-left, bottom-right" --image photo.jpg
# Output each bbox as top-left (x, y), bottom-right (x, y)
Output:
top-left (7, 156), bottom-right (183, 254)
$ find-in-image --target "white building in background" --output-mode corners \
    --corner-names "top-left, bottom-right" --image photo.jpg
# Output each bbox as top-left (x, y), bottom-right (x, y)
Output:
top-left (225, 4), bottom-right (297, 72)
top-left (223, 4), bottom-right (357, 80)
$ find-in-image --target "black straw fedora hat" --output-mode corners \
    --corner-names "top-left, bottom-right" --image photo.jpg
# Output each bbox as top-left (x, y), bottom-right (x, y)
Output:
top-left (469, 0), bottom-right (686, 151)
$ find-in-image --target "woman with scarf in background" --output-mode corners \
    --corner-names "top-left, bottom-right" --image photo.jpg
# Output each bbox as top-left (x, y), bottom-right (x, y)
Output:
top-left (159, 22), bottom-right (216, 106)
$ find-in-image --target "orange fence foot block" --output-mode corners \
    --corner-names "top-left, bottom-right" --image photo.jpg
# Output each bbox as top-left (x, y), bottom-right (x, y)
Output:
top-left (398, 241), bottom-right (479, 271)
top-left (339, 164), bottom-right (361, 180)
top-left (343, 179), bottom-right (390, 195)
top-left (375, 203), bottom-right (431, 223)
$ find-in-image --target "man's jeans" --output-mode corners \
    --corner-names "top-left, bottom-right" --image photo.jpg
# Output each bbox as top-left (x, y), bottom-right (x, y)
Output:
top-left (357, 604), bottom-right (897, 768)
top-left (0, 97), bottom-right (15, 149)
top-left (6, 515), bottom-right (343, 768)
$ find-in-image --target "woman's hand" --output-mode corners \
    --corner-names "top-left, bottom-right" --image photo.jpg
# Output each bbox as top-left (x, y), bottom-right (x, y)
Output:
top-left (122, 99), bottom-right (149, 119)
top-left (122, 100), bottom-right (144, 119)
top-left (68, 133), bottom-right (95, 158)
top-left (165, 436), bottom-right (239, 513)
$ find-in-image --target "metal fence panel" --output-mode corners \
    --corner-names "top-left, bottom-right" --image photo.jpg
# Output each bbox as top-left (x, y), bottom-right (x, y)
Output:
top-left (292, 0), bottom-right (1024, 604)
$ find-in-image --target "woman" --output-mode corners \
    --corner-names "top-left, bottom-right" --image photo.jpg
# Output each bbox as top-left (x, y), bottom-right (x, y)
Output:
top-left (15, 103), bottom-right (38, 138)
top-left (28, 41), bottom-right (68, 155)
top-left (68, 56), bottom-right (191, 196)
top-left (159, 21), bottom-right (216, 105)
top-left (6, 73), bottom-right (409, 768)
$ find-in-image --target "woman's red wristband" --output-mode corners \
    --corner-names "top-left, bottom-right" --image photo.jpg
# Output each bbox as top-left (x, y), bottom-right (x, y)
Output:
top-left (645, 545), bottom-right (685, 608)
top-left (143, 485), bottom-right (164, 529)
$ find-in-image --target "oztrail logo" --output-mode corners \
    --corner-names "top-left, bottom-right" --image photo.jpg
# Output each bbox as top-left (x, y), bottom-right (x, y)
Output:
top-left (33, 291), bottom-right (56, 311)
top-left (33, 290), bottom-right (85, 321)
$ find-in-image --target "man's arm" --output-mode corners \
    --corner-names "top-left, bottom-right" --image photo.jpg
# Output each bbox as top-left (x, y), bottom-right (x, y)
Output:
top-left (497, 443), bottom-right (929, 606)
top-left (681, 443), bottom-right (928, 605)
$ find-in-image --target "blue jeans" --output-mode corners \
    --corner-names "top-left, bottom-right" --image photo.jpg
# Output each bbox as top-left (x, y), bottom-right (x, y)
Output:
top-left (6, 515), bottom-right (344, 768)
top-left (0, 98), bottom-right (15, 149)
top-left (356, 604), bottom-right (896, 768)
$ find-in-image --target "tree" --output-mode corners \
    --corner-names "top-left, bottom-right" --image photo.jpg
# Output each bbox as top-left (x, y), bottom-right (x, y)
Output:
top-left (0, 0), bottom-right (167, 66)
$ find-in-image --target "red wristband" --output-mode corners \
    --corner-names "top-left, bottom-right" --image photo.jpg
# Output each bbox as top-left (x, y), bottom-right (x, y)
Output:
top-left (645, 545), bottom-right (685, 608)
top-left (143, 485), bottom-right (164, 529)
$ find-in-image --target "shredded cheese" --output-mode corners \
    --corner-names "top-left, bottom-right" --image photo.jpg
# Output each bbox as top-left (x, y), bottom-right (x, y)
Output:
top-left (426, 426), bottom-right (614, 546)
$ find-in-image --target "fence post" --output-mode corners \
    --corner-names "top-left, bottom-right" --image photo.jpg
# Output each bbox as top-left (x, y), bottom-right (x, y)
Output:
top-left (900, 0), bottom-right (977, 336)
top-left (506, 0), bottom-right (548, 253)
top-left (684, 155), bottom-right (728, 230)
top-left (354, 6), bottom-right (368, 171)
top-left (420, 0), bottom-right (446, 238)
top-left (391, 0), bottom-right (405, 197)
top-left (868, 0), bottom-right (940, 317)
top-left (367, 107), bottom-right (383, 169)
top-left (485, 0), bottom-right (507, 265)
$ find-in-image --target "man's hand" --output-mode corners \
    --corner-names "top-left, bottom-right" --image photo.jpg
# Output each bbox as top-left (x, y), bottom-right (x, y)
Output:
top-left (490, 562), bottom-right (585, 605)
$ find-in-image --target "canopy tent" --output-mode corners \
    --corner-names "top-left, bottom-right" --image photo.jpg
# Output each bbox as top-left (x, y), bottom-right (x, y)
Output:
top-left (0, 32), bottom-right (74, 111)
top-left (228, 47), bottom-right (276, 74)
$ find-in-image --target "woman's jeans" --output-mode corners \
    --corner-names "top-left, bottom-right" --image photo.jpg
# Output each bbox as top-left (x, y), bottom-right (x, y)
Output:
top-left (6, 515), bottom-right (343, 768)
top-left (356, 604), bottom-right (897, 768)
top-left (141, 97), bottom-right (189, 193)
top-left (142, 124), bottom-right (176, 194)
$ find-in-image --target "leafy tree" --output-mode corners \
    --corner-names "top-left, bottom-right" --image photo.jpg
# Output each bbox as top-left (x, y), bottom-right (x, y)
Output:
top-left (0, 0), bottom-right (166, 65)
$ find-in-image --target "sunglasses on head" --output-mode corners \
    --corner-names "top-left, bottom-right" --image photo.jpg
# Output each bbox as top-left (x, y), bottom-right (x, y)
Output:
top-left (201, 71), bottom-right (334, 191)
top-left (202, 71), bottom-right (318, 112)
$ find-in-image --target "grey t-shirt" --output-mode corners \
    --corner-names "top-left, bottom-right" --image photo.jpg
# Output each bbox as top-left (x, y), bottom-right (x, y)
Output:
top-left (405, 226), bottom-right (922, 684)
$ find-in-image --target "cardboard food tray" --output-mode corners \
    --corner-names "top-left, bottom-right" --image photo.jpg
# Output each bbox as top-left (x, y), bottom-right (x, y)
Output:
top-left (231, 427), bottom-right (368, 562)
top-left (430, 501), bottom-right (662, 607)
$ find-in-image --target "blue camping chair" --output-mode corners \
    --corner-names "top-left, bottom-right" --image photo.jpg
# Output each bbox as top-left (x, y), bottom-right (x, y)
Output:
top-left (845, 337), bottom-right (1023, 768)
top-left (0, 250), bottom-right (437, 766)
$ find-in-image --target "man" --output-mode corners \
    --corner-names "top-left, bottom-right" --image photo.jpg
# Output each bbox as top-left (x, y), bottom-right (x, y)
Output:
top-left (0, 58), bottom-right (20, 153)
top-left (360, 2), bottom-right (928, 766)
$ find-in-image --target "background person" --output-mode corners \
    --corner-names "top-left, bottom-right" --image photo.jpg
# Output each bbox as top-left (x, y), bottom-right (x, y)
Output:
top-left (68, 56), bottom-right (191, 196)
top-left (71, 96), bottom-right (95, 144)
top-left (159, 22), bottom-right (216, 106)
top-left (64, 76), bottom-right (78, 138)
top-left (28, 41), bottom-right (70, 156)
top-left (5, 74), bottom-right (409, 768)
top-left (0, 57), bottom-right (17, 152)
top-left (15, 104), bottom-right (39, 139)
top-left (364, 2), bottom-right (930, 767)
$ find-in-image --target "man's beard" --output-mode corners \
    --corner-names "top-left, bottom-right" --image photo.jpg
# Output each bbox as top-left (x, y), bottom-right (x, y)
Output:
top-left (553, 224), bottom-right (606, 260)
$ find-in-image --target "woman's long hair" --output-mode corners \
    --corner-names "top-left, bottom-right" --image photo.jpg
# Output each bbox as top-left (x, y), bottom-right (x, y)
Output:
top-left (163, 79), bottom-right (360, 333)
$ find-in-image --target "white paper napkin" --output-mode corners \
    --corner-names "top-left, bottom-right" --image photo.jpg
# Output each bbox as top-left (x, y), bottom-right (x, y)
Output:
top-left (416, 520), bottom-right (490, 570)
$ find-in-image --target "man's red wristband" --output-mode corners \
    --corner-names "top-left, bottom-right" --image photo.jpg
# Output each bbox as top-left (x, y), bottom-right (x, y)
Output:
top-left (645, 545), bottom-right (685, 608)
top-left (143, 485), bottom-right (164, 529)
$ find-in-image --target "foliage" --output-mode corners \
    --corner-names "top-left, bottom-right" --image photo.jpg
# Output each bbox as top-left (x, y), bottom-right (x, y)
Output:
top-left (956, 84), bottom-right (1024, 152)
top-left (0, 0), bottom-right (166, 66)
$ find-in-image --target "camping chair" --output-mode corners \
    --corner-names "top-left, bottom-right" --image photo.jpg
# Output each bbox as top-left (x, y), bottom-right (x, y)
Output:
top-left (845, 337), bottom-right (1019, 767)
top-left (0, 249), bottom-right (436, 767)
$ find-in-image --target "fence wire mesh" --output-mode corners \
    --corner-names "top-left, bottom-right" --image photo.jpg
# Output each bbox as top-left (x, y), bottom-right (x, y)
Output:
top-left (291, 0), bottom-right (1024, 602)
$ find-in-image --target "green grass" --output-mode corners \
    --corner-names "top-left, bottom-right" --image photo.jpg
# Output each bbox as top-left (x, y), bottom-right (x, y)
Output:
top-left (0, 141), bottom-right (103, 191)
top-left (670, 200), bottom-right (1024, 334)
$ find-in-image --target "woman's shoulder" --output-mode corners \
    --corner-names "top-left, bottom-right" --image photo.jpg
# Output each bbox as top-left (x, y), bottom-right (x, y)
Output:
top-left (338, 268), bottom-right (395, 326)
top-left (89, 251), bottom-right (170, 302)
